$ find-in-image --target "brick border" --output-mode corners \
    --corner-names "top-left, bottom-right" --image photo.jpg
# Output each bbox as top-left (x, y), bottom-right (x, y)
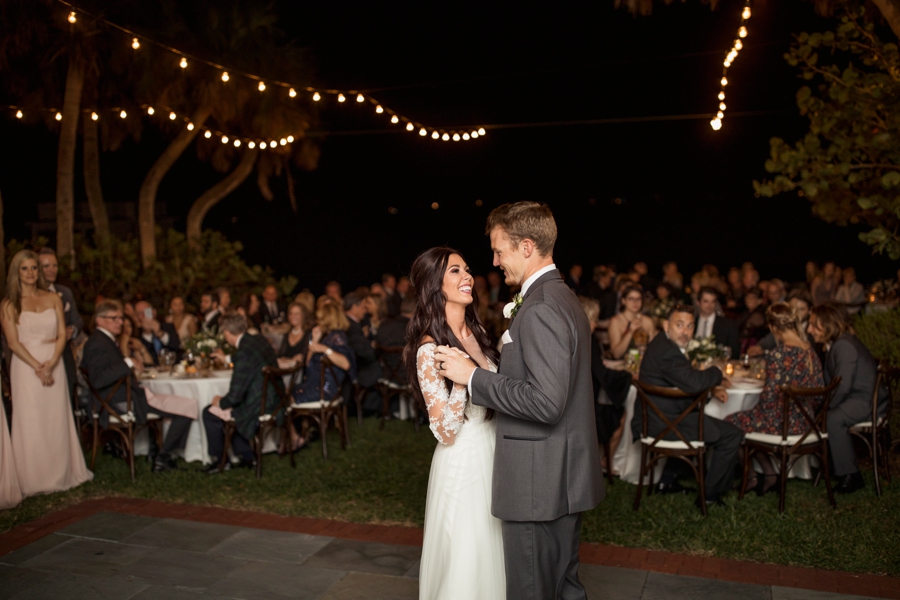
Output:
top-left (1, 498), bottom-right (897, 599)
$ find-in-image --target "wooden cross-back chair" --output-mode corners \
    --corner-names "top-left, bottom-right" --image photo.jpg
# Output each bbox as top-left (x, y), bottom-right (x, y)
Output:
top-left (739, 377), bottom-right (841, 513)
top-left (375, 345), bottom-right (419, 433)
top-left (287, 357), bottom-right (350, 460)
top-left (850, 362), bottom-right (897, 496)
top-left (79, 367), bottom-right (161, 481)
top-left (633, 381), bottom-right (714, 517)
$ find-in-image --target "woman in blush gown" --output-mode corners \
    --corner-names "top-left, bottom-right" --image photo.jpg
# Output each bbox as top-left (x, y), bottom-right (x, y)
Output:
top-left (402, 247), bottom-right (505, 600)
top-left (1, 250), bottom-right (92, 498)
top-left (0, 398), bottom-right (22, 509)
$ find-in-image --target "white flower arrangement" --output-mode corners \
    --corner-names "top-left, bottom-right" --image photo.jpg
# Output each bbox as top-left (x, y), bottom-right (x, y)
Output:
top-left (185, 331), bottom-right (233, 357)
top-left (686, 335), bottom-right (721, 364)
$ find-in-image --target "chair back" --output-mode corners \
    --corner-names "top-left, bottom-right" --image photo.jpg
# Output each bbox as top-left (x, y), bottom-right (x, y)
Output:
top-left (375, 345), bottom-right (406, 385)
top-left (634, 381), bottom-right (713, 451)
top-left (261, 362), bottom-right (303, 420)
top-left (319, 357), bottom-right (342, 403)
top-left (877, 360), bottom-right (899, 421)
top-left (79, 366), bottom-right (133, 424)
top-left (779, 376), bottom-right (840, 450)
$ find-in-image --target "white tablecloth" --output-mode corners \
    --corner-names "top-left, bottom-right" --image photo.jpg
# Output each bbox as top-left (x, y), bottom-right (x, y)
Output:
top-left (135, 374), bottom-right (281, 464)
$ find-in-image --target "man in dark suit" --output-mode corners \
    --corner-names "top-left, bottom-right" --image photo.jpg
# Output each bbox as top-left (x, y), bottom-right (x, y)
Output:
top-left (260, 284), bottom-right (286, 325)
top-left (198, 291), bottom-right (222, 334)
top-left (381, 273), bottom-right (402, 318)
top-left (694, 286), bottom-right (741, 359)
top-left (134, 300), bottom-right (180, 365)
top-left (565, 263), bottom-right (584, 295)
top-left (38, 247), bottom-right (83, 407)
top-left (204, 314), bottom-right (283, 473)
top-left (82, 300), bottom-right (194, 472)
top-left (375, 297), bottom-right (414, 374)
top-left (635, 304), bottom-right (743, 508)
top-left (344, 290), bottom-right (383, 412)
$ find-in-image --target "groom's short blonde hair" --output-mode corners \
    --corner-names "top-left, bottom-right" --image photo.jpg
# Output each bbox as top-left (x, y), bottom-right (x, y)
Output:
top-left (485, 201), bottom-right (557, 257)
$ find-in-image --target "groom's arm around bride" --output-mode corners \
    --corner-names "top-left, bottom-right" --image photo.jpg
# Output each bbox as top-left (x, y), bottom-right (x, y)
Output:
top-left (435, 201), bottom-right (603, 600)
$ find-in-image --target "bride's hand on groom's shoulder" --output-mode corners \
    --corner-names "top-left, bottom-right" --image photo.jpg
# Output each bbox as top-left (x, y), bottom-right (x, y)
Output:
top-left (433, 346), bottom-right (476, 386)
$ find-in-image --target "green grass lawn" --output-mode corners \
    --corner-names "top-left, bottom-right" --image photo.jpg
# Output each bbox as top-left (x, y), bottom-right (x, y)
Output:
top-left (2, 418), bottom-right (898, 577)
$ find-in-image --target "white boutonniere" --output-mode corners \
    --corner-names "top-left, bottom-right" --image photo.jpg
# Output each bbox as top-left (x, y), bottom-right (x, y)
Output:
top-left (503, 294), bottom-right (524, 319)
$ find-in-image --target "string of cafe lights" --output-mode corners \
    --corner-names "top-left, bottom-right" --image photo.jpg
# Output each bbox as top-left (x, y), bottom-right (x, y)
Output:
top-left (34, 0), bottom-right (487, 146)
top-left (710, 1), bottom-right (752, 131)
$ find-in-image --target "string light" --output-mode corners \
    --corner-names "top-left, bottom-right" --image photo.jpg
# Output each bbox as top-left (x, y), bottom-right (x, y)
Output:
top-left (391, 115), bottom-right (399, 124)
top-left (337, 93), bottom-right (346, 102)
top-left (406, 122), bottom-right (414, 131)
top-left (258, 81), bottom-right (266, 92)
top-left (375, 105), bottom-right (383, 114)
top-left (67, 11), bottom-right (76, 23)
top-left (221, 71), bottom-right (230, 82)
top-left (471, 131), bottom-right (479, 138)
top-left (187, 123), bottom-right (194, 130)
top-left (462, 133), bottom-right (470, 140)
top-left (718, 91), bottom-right (725, 100)
top-left (55, 112), bottom-right (62, 121)
top-left (477, 128), bottom-right (486, 135)
top-left (15, 110), bottom-right (23, 119)
top-left (432, 131), bottom-right (439, 139)
top-left (279, 138), bottom-right (287, 145)
top-left (132, 37), bottom-right (140, 50)
top-left (289, 88), bottom-right (296, 98)
top-left (312, 92), bottom-right (321, 101)
top-left (419, 128), bottom-right (427, 136)
top-left (719, 102), bottom-right (726, 110)
top-left (168, 111), bottom-right (176, 120)
top-left (442, 133), bottom-right (450, 141)
top-left (735, 39), bottom-right (743, 50)
top-left (260, 141), bottom-right (267, 149)
top-left (119, 110), bottom-right (126, 118)
top-left (721, 77), bottom-right (728, 86)
top-left (147, 106), bottom-right (155, 115)
top-left (221, 135), bottom-right (228, 144)
top-left (742, 6), bottom-right (751, 19)
top-left (204, 130), bottom-right (212, 138)
top-left (711, 1), bottom-right (750, 131)
top-left (356, 93), bottom-right (364, 102)
top-left (179, 57), bottom-right (187, 69)
top-left (738, 25), bottom-right (748, 38)
top-left (248, 141), bottom-right (256, 149)
top-left (287, 135), bottom-right (294, 142)
top-left (710, 118), bottom-right (722, 130)
top-left (717, 111), bottom-right (724, 119)
top-left (91, 111), bottom-right (98, 121)
top-left (452, 133), bottom-right (460, 141)
top-left (234, 139), bottom-right (241, 147)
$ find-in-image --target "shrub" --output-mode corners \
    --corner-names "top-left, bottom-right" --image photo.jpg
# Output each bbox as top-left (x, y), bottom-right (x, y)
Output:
top-left (854, 307), bottom-right (900, 366)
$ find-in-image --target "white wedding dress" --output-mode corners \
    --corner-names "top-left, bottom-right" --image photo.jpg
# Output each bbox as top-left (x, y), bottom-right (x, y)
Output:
top-left (417, 340), bottom-right (505, 600)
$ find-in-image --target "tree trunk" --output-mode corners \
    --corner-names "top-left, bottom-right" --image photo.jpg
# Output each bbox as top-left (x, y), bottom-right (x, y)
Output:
top-left (0, 185), bottom-right (6, 288)
top-left (82, 112), bottom-right (111, 257)
top-left (186, 148), bottom-right (259, 251)
top-left (872, 0), bottom-right (900, 40)
top-left (55, 56), bottom-right (85, 264)
top-left (138, 105), bottom-right (212, 269)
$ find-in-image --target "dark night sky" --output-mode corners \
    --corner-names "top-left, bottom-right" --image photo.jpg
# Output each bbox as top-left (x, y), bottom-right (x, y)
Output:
top-left (2, 0), bottom-right (897, 293)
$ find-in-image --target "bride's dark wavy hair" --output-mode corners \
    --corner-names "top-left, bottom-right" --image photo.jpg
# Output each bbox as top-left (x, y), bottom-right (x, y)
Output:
top-left (402, 246), bottom-right (500, 418)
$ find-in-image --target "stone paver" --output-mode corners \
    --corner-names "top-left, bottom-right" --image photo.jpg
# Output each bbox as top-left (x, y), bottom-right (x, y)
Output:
top-left (0, 500), bottom-right (896, 600)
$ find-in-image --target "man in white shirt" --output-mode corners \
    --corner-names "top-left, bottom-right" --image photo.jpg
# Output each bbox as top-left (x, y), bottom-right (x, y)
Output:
top-left (199, 291), bottom-right (222, 333)
top-left (694, 287), bottom-right (740, 359)
top-left (134, 301), bottom-right (180, 365)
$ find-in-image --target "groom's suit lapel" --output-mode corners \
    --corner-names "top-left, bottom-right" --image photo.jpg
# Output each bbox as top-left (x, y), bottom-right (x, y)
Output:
top-left (502, 270), bottom-right (562, 368)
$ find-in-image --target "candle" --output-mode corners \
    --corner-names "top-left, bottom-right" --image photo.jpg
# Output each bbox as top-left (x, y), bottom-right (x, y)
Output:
top-left (725, 363), bottom-right (734, 376)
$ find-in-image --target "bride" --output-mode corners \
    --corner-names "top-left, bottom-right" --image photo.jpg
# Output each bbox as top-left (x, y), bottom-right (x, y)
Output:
top-left (403, 247), bottom-right (505, 599)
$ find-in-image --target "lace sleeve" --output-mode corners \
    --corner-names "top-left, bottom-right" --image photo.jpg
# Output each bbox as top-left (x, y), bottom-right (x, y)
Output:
top-left (417, 343), bottom-right (468, 445)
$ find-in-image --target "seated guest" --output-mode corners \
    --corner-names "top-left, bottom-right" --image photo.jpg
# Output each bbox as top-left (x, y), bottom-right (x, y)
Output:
top-left (215, 286), bottom-right (232, 313)
top-left (260, 284), bottom-right (286, 325)
top-left (834, 267), bottom-right (866, 315)
top-left (166, 296), bottom-right (197, 344)
top-left (808, 305), bottom-right (888, 494)
top-left (376, 297), bottom-right (416, 418)
top-left (82, 300), bottom-right (195, 473)
top-left (694, 287), bottom-right (740, 359)
top-left (811, 262), bottom-right (838, 306)
top-left (750, 289), bottom-right (819, 358)
top-left (588, 266), bottom-right (618, 321)
top-left (237, 293), bottom-right (262, 330)
top-left (397, 275), bottom-right (411, 299)
top-left (294, 290), bottom-right (316, 317)
top-left (290, 302), bottom-right (356, 449)
top-left (565, 264), bottom-right (584, 295)
top-left (120, 314), bottom-right (155, 366)
top-left (198, 291), bottom-right (222, 333)
top-left (345, 290), bottom-right (383, 407)
top-left (277, 302), bottom-right (311, 367)
top-left (325, 280), bottom-right (343, 303)
top-left (382, 273), bottom-right (402, 318)
top-left (766, 278), bottom-right (787, 305)
top-left (204, 314), bottom-right (282, 472)
top-left (728, 302), bottom-right (824, 494)
top-left (634, 262), bottom-right (656, 295)
top-left (608, 284), bottom-right (657, 359)
top-left (635, 304), bottom-right (741, 508)
top-left (486, 271), bottom-right (508, 309)
top-left (366, 293), bottom-right (388, 337)
top-left (725, 267), bottom-right (744, 311)
top-left (736, 286), bottom-right (767, 353)
top-left (134, 300), bottom-right (180, 365)
top-left (661, 261), bottom-right (683, 292)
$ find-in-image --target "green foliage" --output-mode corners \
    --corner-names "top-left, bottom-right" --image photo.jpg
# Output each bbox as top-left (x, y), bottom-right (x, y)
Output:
top-left (854, 307), bottom-right (900, 365)
top-left (6, 228), bottom-right (296, 314)
top-left (754, 3), bottom-right (900, 258)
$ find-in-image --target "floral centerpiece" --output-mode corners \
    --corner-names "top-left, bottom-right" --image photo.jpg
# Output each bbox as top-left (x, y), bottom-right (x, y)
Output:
top-left (184, 331), bottom-right (234, 359)
top-left (685, 335), bottom-right (723, 366)
top-left (647, 298), bottom-right (675, 324)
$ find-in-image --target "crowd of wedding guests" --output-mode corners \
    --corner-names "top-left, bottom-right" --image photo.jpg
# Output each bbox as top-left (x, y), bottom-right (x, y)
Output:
top-left (0, 249), bottom-right (894, 511)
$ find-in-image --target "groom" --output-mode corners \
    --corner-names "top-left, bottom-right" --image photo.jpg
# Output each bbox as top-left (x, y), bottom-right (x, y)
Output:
top-left (435, 201), bottom-right (604, 599)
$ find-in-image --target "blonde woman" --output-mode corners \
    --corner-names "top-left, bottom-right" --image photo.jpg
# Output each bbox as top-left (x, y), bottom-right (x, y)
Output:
top-left (0, 250), bottom-right (92, 497)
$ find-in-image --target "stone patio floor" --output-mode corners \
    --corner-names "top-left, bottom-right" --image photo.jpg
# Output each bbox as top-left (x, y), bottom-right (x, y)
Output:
top-left (0, 498), bottom-right (897, 599)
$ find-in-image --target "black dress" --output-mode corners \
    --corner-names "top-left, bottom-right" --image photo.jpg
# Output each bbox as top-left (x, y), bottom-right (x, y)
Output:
top-left (278, 329), bottom-right (311, 361)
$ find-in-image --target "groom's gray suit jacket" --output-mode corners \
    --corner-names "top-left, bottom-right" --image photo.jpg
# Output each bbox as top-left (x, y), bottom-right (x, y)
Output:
top-left (471, 270), bottom-right (604, 522)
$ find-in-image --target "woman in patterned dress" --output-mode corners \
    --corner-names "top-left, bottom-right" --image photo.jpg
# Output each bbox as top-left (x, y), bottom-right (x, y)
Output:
top-left (728, 302), bottom-right (824, 494)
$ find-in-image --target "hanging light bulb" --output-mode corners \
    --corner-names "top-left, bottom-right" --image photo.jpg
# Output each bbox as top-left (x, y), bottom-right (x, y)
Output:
top-left (260, 141), bottom-right (267, 149)
top-left (132, 38), bottom-right (140, 50)
top-left (15, 110), bottom-right (23, 119)
top-left (147, 106), bottom-right (155, 115)
top-left (724, 60), bottom-right (731, 67)
top-left (67, 11), bottom-right (76, 23)
top-left (169, 111), bottom-right (176, 120)
top-left (248, 141), bottom-right (256, 149)
top-left (471, 131), bottom-right (479, 138)
top-left (477, 127), bottom-right (486, 136)
top-left (419, 128), bottom-right (427, 136)
top-left (739, 25), bottom-right (747, 38)
top-left (432, 131), bottom-right (439, 139)
top-left (233, 139), bottom-right (240, 147)
top-left (442, 133), bottom-right (450, 141)
top-left (406, 122), bottom-right (414, 131)
top-left (270, 140), bottom-right (277, 148)
top-left (179, 57), bottom-right (188, 69)
top-left (462, 133), bottom-right (470, 140)
top-left (119, 110), bottom-right (127, 119)
top-left (718, 91), bottom-right (725, 100)
top-left (312, 92), bottom-right (321, 101)
top-left (452, 133), bottom-right (460, 141)
top-left (221, 71), bottom-right (230, 82)
top-left (204, 130), bottom-right (212, 138)
top-left (735, 39), bottom-right (743, 50)
top-left (258, 81), bottom-right (266, 92)
top-left (742, 6), bottom-right (751, 19)
top-left (337, 93), bottom-right (346, 102)
top-left (221, 136), bottom-right (229, 144)
top-left (280, 138), bottom-right (287, 146)
top-left (721, 77), bottom-right (728, 86)
top-left (356, 93), bottom-right (364, 102)
top-left (391, 115), bottom-right (399, 124)
top-left (375, 105), bottom-right (383, 114)
top-left (719, 102), bottom-right (726, 110)
top-left (187, 123), bottom-right (194, 131)
top-left (717, 111), bottom-right (724, 119)
top-left (710, 118), bottom-right (722, 130)
top-left (55, 112), bottom-right (62, 121)
top-left (91, 111), bottom-right (98, 121)
top-left (289, 87), bottom-right (297, 98)
top-left (287, 135), bottom-right (294, 143)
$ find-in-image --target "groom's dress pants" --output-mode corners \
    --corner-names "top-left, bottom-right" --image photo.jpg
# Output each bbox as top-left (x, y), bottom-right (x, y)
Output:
top-left (502, 512), bottom-right (586, 600)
